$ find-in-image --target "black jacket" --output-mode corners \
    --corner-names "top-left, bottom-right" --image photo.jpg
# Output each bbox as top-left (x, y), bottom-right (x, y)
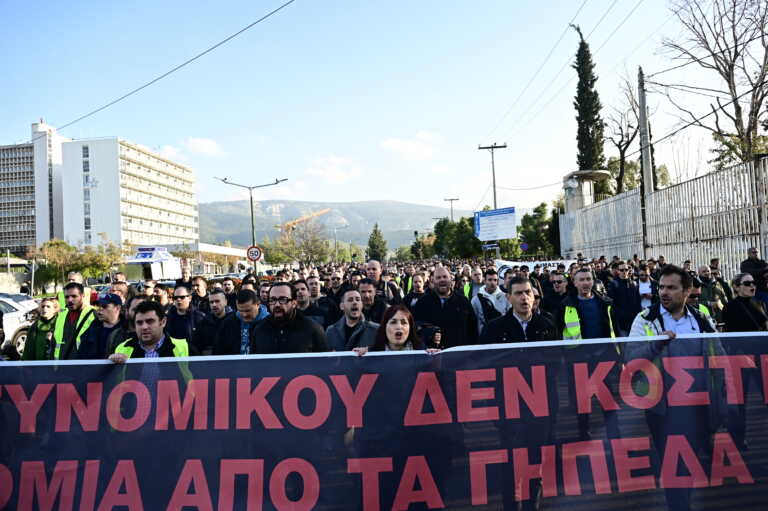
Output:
top-left (607, 278), bottom-right (642, 332)
top-left (316, 295), bottom-right (342, 325)
top-left (403, 291), bottom-right (426, 313)
top-left (722, 296), bottom-right (768, 332)
top-left (363, 297), bottom-right (389, 324)
top-left (299, 303), bottom-right (328, 329)
top-left (213, 312), bottom-right (261, 355)
top-left (556, 293), bottom-right (620, 340)
top-left (77, 321), bottom-right (124, 359)
top-left (540, 291), bottom-right (567, 315)
top-left (250, 311), bottom-right (329, 354)
top-left (193, 311), bottom-right (231, 355)
top-left (165, 306), bottom-right (206, 345)
top-left (741, 257), bottom-right (768, 291)
top-left (375, 279), bottom-right (402, 305)
top-left (480, 308), bottom-right (558, 344)
top-left (413, 291), bottom-right (478, 348)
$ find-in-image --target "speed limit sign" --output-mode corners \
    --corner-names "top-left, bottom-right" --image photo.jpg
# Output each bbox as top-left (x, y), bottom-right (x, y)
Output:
top-left (246, 245), bottom-right (263, 262)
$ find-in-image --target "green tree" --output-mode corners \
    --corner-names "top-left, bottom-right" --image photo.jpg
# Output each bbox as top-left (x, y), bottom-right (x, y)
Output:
top-left (39, 239), bottom-right (79, 289)
top-left (572, 24), bottom-right (607, 194)
top-left (367, 223), bottom-right (387, 261)
top-left (607, 157), bottom-right (641, 192)
top-left (547, 196), bottom-right (565, 257)
top-left (395, 246), bottom-right (413, 261)
top-left (432, 218), bottom-right (455, 257)
top-left (261, 235), bottom-right (294, 266)
top-left (518, 203), bottom-right (553, 257)
top-left (450, 217), bottom-right (482, 258)
top-left (293, 221), bottom-right (330, 265)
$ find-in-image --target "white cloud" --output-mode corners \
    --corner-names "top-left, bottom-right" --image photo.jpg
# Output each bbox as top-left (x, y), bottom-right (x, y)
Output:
top-left (304, 155), bottom-right (361, 184)
top-left (159, 145), bottom-right (184, 160)
top-left (182, 137), bottom-right (224, 155)
top-left (380, 130), bottom-right (441, 161)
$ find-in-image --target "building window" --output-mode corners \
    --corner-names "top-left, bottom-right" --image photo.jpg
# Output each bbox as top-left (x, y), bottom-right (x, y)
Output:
top-left (82, 145), bottom-right (89, 158)
top-left (83, 160), bottom-right (89, 172)
top-left (84, 217), bottom-right (91, 230)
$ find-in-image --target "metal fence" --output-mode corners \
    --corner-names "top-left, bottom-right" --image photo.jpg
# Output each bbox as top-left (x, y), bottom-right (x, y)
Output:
top-left (560, 157), bottom-right (768, 278)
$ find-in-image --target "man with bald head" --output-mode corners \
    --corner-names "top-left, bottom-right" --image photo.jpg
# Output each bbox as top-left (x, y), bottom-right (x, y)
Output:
top-left (413, 266), bottom-right (478, 348)
top-left (366, 259), bottom-right (402, 305)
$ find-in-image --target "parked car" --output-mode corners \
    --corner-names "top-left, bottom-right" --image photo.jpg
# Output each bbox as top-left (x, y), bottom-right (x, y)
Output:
top-left (0, 297), bottom-right (36, 357)
top-left (0, 293), bottom-right (37, 312)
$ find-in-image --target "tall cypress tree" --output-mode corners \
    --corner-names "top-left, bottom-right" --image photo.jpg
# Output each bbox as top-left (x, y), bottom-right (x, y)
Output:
top-left (367, 223), bottom-right (387, 261)
top-left (571, 25), bottom-right (607, 192)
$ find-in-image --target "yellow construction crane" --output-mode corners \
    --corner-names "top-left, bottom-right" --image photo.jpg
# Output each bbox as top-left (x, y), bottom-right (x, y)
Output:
top-left (276, 208), bottom-right (331, 232)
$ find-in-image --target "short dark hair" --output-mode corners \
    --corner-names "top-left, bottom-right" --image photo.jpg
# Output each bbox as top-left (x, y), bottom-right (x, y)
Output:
top-left (269, 282), bottom-right (296, 299)
top-left (340, 287), bottom-right (360, 301)
top-left (293, 278), bottom-right (308, 289)
top-left (133, 300), bottom-right (165, 321)
top-left (358, 278), bottom-right (376, 288)
top-left (221, 277), bottom-right (234, 284)
top-left (192, 276), bottom-right (207, 284)
top-left (209, 289), bottom-right (226, 299)
top-left (573, 267), bottom-right (593, 278)
top-left (506, 275), bottom-right (532, 293)
top-left (691, 277), bottom-right (702, 289)
top-left (64, 282), bottom-right (84, 294)
top-left (659, 264), bottom-right (693, 289)
top-left (155, 283), bottom-right (167, 291)
top-left (236, 289), bottom-right (258, 304)
top-left (483, 268), bottom-right (498, 278)
top-left (307, 275), bottom-right (320, 282)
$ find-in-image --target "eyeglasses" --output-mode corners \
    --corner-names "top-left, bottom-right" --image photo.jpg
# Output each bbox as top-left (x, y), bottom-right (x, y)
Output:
top-left (173, 295), bottom-right (190, 300)
top-left (331, 277), bottom-right (341, 281)
top-left (741, 281), bottom-right (756, 287)
top-left (268, 296), bottom-right (293, 304)
top-left (552, 280), bottom-right (565, 284)
top-left (618, 268), bottom-right (629, 272)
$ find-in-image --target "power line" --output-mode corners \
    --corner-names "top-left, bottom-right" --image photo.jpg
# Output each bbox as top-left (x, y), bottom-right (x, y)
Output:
top-left (474, 184), bottom-right (492, 212)
top-left (485, 0), bottom-right (590, 138)
top-left (505, 0), bottom-right (625, 137)
top-left (626, 80), bottom-right (767, 159)
top-left (496, 181), bottom-right (561, 191)
top-left (646, 33), bottom-right (764, 78)
top-left (21, 0), bottom-right (297, 145)
top-left (507, 0), bottom-right (646, 138)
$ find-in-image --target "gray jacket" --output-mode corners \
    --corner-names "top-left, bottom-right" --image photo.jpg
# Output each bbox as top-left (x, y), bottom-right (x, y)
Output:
top-left (325, 317), bottom-right (379, 351)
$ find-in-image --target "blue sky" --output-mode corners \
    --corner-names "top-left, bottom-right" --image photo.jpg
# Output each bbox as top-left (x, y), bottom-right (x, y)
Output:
top-left (2, 0), bottom-right (716, 211)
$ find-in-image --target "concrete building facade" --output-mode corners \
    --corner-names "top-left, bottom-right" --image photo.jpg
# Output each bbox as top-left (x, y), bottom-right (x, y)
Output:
top-left (0, 122), bottom-right (69, 254)
top-left (60, 137), bottom-right (199, 247)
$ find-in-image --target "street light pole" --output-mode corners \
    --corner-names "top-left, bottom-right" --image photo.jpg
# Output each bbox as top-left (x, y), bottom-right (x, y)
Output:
top-left (215, 177), bottom-right (288, 247)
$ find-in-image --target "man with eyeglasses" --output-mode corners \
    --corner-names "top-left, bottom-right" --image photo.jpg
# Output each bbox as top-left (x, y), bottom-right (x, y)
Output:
top-left (164, 286), bottom-right (205, 345)
top-left (317, 271), bottom-right (345, 325)
top-left (250, 282), bottom-right (328, 354)
top-left (607, 261), bottom-right (641, 336)
top-left (541, 272), bottom-right (569, 315)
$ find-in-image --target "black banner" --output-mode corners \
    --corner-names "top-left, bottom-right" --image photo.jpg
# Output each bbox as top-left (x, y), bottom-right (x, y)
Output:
top-left (2, 334), bottom-right (768, 510)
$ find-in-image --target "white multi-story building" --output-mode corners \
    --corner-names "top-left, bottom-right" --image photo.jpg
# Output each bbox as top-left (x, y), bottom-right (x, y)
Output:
top-left (60, 137), bottom-right (199, 247)
top-left (0, 121), bottom-right (68, 253)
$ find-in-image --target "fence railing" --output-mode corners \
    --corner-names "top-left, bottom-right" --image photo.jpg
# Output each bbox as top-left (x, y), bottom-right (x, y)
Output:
top-left (560, 158), bottom-right (768, 278)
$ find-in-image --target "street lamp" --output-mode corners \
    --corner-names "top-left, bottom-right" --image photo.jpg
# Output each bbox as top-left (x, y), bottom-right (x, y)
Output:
top-left (215, 177), bottom-right (287, 247)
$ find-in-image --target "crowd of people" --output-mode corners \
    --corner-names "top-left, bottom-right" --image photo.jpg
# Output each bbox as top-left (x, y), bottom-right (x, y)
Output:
top-left (7, 248), bottom-right (768, 510)
top-left (10, 247), bottom-right (768, 363)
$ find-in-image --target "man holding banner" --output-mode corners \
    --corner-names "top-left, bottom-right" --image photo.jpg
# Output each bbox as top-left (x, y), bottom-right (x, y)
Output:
top-left (628, 264), bottom-right (724, 511)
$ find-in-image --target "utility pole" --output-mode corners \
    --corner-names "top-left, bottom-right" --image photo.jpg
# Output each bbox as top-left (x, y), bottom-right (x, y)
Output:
top-left (332, 224), bottom-right (349, 262)
top-left (444, 198), bottom-right (459, 222)
top-left (215, 177), bottom-right (287, 247)
top-left (637, 67), bottom-right (653, 259)
top-left (478, 143), bottom-right (507, 209)
top-left (637, 68), bottom-right (653, 199)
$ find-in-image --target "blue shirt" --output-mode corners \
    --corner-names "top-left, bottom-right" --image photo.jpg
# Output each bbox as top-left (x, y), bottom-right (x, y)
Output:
top-left (577, 295), bottom-right (603, 339)
top-left (236, 306), bottom-right (269, 355)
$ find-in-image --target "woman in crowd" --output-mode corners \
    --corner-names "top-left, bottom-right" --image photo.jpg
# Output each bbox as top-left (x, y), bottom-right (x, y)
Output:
top-left (21, 298), bottom-right (59, 360)
top-left (721, 272), bottom-right (767, 451)
top-left (722, 272), bottom-right (768, 332)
